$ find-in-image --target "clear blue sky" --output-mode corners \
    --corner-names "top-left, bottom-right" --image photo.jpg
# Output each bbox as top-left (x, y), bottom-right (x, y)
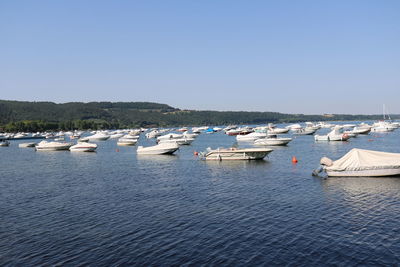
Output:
top-left (1, 0), bottom-right (399, 114)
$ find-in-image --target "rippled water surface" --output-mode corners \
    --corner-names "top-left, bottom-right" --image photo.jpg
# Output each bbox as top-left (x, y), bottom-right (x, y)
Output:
top-left (1, 123), bottom-right (400, 266)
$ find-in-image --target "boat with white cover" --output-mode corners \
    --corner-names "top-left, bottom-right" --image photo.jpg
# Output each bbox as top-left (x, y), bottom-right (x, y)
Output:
top-left (254, 134), bottom-right (292, 146)
top-left (137, 143), bottom-right (179, 155)
top-left (201, 147), bottom-right (273, 161)
top-left (69, 142), bottom-right (97, 152)
top-left (35, 141), bottom-right (73, 151)
top-left (315, 148), bottom-right (400, 177)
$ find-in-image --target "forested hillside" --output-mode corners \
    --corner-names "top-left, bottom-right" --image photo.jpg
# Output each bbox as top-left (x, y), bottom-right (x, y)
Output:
top-left (0, 100), bottom-right (391, 132)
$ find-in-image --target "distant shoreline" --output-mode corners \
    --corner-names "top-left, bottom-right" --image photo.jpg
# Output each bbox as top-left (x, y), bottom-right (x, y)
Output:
top-left (0, 100), bottom-right (396, 132)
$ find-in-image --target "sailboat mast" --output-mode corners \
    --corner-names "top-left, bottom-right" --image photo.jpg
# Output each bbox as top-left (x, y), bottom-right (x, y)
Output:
top-left (383, 104), bottom-right (386, 120)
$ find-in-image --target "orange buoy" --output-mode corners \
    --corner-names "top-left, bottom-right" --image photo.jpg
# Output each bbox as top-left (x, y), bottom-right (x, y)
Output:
top-left (292, 156), bottom-right (298, 164)
top-left (116, 149), bottom-right (120, 152)
top-left (194, 151), bottom-right (199, 156)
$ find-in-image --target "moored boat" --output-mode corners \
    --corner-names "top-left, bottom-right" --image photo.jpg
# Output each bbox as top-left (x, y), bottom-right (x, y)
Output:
top-left (19, 142), bottom-right (36, 148)
top-left (35, 141), bottom-right (73, 151)
top-left (315, 126), bottom-right (350, 141)
top-left (236, 131), bottom-right (267, 141)
top-left (86, 132), bottom-right (110, 141)
top-left (201, 147), bottom-right (273, 161)
top-left (0, 140), bottom-right (10, 147)
top-left (314, 148), bottom-right (400, 177)
top-left (69, 142), bottom-right (97, 152)
top-left (294, 127), bottom-right (317, 135)
top-left (254, 134), bottom-right (292, 146)
top-left (117, 135), bottom-right (138, 146)
top-left (137, 143), bottom-right (179, 155)
top-left (158, 137), bottom-right (194, 145)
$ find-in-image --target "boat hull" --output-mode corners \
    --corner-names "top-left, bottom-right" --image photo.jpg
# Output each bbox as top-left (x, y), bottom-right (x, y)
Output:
top-left (36, 146), bottom-right (71, 151)
top-left (69, 144), bottom-right (97, 152)
top-left (254, 138), bottom-right (292, 146)
top-left (158, 138), bottom-right (194, 145)
top-left (204, 148), bottom-right (273, 160)
top-left (327, 168), bottom-right (400, 177)
top-left (137, 147), bottom-right (179, 155)
top-left (117, 141), bottom-right (137, 146)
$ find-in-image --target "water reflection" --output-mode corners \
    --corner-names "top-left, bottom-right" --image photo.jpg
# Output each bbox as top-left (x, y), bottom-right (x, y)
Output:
top-left (321, 176), bottom-right (400, 195)
top-left (135, 154), bottom-right (179, 162)
top-left (203, 159), bottom-right (271, 177)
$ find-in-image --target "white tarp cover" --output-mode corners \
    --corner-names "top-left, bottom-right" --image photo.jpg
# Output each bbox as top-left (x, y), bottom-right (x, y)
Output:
top-left (325, 148), bottom-right (400, 172)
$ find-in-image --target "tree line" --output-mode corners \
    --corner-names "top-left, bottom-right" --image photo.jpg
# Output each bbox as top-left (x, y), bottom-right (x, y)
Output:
top-left (0, 100), bottom-right (394, 132)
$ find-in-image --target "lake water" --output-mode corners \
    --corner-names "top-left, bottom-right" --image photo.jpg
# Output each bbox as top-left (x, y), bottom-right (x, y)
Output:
top-left (1, 123), bottom-right (400, 266)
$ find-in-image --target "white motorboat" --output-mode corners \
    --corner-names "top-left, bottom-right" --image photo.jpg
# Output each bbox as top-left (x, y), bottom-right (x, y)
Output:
top-left (19, 142), bottom-right (36, 148)
top-left (288, 124), bottom-right (303, 131)
top-left (314, 126), bottom-right (350, 141)
top-left (267, 126), bottom-right (289, 134)
top-left (177, 127), bottom-right (188, 132)
top-left (157, 133), bottom-right (194, 145)
top-left (129, 129), bottom-right (141, 136)
top-left (201, 147), bottom-right (273, 161)
top-left (69, 142), bottom-right (97, 152)
top-left (343, 124), bottom-right (356, 128)
top-left (343, 130), bottom-right (358, 138)
top-left (145, 130), bottom-right (161, 139)
top-left (315, 148), bottom-right (400, 177)
top-left (226, 127), bottom-right (253, 136)
top-left (317, 122), bottom-right (335, 128)
top-left (157, 133), bottom-right (183, 141)
top-left (391, 122), bottom-right (400, 128)
top-left (305, 122), bottom-right (320, 131)
top-left (294, 127), bottom-right (317, 135)
top-left (70, 133), bottom-right (82, 139)
top-left (158, 137), bottom-right (194, 145)
top-left (236, 131), bottom-right (267, 141)
top-left (137, 143), bottom-right (179, 155)
top-left (351, 126), bottom-right (371, 135)
top-left (254, 134), bottom-right (292, 146)
top-left (192, 126), bottom-right (208, 133)
top-left (109, 133), bottom-right (125, 139)
top-left (35, 141), bottom-right (73, 151)
top-left (182, 131), bottom-right (199, 139)
top-left (86, 132), bottom-right (110, 141)
top-left (371, 121), bottom-right (396, 132)
top-left (0, 140), bottom-right (10, 147)
top-left (117, 135), bottom-right (138, 146)
top-left (14, 133), bottom-right (27, 139)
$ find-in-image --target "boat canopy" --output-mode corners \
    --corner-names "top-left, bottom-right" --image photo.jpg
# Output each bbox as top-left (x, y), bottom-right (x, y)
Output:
top-left (323, 148), bottom-right (400, 172)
